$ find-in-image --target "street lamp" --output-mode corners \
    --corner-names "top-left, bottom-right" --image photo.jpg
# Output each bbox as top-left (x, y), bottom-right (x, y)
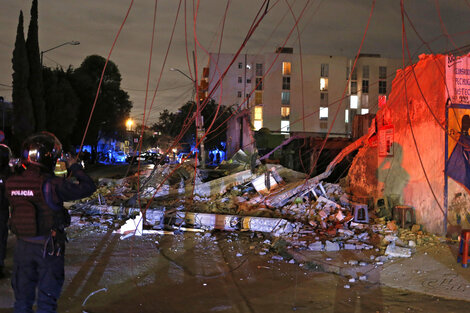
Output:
top-left (40, 40), bottom-right (80, 66)
top-left (170, 67), bottom-right (206, 168)
top-left (126, 118), bottom-right (134, 131)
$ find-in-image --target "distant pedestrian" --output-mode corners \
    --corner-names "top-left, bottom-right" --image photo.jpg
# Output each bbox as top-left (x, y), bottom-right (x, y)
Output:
top-left (0, 144), bottom-right (12, 279)
top-left (6, 132), bottom-right (96, 313)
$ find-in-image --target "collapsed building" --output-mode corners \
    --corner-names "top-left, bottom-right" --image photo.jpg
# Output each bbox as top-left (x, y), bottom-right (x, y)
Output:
top-left (348, 53), bottom-right (470, 236)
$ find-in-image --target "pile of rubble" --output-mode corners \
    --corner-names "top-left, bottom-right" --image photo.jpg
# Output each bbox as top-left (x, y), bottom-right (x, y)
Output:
top-left (69, 150), bottom-right (443, 264)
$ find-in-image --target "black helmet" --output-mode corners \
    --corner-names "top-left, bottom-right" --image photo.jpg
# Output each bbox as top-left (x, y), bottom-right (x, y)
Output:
top-left (0, 144), bottom-right (11, 168)
top-left (22, 132), bottom-right (62, 170)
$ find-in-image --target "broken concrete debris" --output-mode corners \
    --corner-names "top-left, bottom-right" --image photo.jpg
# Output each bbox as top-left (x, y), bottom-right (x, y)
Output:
top-left (68, 154), bottom-right (443, 269)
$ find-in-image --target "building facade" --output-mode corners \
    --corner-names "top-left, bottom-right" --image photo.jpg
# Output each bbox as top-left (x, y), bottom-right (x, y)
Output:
top-left (205, 50), bottom-right (402, 137)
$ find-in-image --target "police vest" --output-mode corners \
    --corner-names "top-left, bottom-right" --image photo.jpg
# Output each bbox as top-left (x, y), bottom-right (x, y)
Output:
top-left (6, 167), bottom-right (60, 237)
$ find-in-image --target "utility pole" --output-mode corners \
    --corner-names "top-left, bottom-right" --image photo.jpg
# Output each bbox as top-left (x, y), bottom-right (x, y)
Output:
top-left (193, 51), bottom-right (205, 168)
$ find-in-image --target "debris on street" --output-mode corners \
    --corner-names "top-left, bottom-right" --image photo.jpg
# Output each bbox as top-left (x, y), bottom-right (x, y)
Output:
top-left (67, 151), bottom-right (444, 270)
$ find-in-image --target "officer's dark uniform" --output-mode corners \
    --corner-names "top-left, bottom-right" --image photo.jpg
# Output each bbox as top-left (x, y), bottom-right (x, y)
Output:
top-left (6, 132), bottom-right (96, 313)
top-left (0, 144), bottom-right (11, 278)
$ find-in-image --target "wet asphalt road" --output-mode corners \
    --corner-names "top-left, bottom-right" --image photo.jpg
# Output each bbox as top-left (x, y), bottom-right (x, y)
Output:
top-left (2, 229), bottom-right (469, 313)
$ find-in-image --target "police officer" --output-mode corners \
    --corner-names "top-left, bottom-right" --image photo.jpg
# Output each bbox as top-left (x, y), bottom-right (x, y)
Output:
top-left (6, 132), bottom-right (96, 313)
top-left (0, 144), bottom-right (12, 278)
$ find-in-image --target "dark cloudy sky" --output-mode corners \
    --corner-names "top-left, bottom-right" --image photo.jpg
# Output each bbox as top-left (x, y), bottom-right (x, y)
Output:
top-left (1, 0), bottom-right (469, 124)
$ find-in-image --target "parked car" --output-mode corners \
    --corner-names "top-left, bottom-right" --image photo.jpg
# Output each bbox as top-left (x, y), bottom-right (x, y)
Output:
top-left (113, 151), bottom-right (127, 163)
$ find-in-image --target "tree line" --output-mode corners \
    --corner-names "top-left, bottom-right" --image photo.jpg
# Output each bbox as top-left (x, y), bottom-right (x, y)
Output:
top-left (11, 0), bottom-right (132, 155)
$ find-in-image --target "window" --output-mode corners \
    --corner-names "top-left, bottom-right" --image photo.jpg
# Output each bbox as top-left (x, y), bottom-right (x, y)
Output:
top-left (255, 91), bottom-right (263, 105)
top-left (363, 65), bottom-right (369, 79)
top-left (320, 78), bottom-right (328, 91)
top-left (281, 120), bottom-right (290, 134)
top-left (362, 80), bottom-right (369, 93)
top-left (321, 63), bottom-right (329, 77)
top-left (237, 91), bottom-right (242, 98)
top-left (281, 106), bottom-right (290, 119)
top-left (247, 78), bottom-right (251, 84)
top-left (362, 94), bottom-right (369, 107)
top-left (351, 68), bottom-right (357, 80)
top-left (379, 66), bottom-right (387, 79)
top-left (345, 109), bottom-right (349, 123)
top-left (320, 93), bottom-right (328, 106)
top-left (255, 77), bottom-right (263, 90)
top-left (350, 95), bottom-right (358, 109)
top-left (282, 76), bottom-right (290, 90)
top-left (351, 81), bottom-right (358, 94)
top-left (238, 62), bottom-right (243, 69)
top-left (238, 76), bottom-right (242, 83)
top-left (281, 91), bottom-right (290, 105)
top-left (256, 63), bottom-right (264, 76)
top-left (282, 62), bottom-right (291, 75)
top-left (254, 106), bottom-right (263, 130)
top-left (361, 108), bottom-right (369, 115)
top-left (319, 107), bottom-right (328, 120)
top-left (379, 81), bottom-right (387, 94)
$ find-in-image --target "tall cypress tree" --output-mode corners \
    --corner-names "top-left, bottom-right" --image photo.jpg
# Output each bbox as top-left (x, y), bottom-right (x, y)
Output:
top-left (26, 0), bottom-right (46, 131)
top-left (12, 11), bottom-right (35, 150)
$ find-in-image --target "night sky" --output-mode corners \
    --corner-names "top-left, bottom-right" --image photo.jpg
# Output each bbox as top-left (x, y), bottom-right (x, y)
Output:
top-left (1, 0), bottom-right (469, 124)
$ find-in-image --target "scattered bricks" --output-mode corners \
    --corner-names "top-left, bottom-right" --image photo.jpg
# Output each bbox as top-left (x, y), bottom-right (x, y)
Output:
top-left (359, 261), bottom-right (368, 266)
top-left (308, 241), bottom-right (324, 251)
top-left (411, 224), bottom-right (421, 233)
top-left (359, 275), bottom-right (367, 281)
top-left (326, 227), bottom-right (337, 236)
top-left (349, 278), bottom-right (356, 283)
top-left (348, 260), bottom-right (359, 266)
top-left (344, 243), bottom-right (356, 250)
top-left (325, 240), bottom-right (340, 251)
top-left (409, 240), bottom-right (416, 247)
top-left (387, 220), bottom-right (398, 231)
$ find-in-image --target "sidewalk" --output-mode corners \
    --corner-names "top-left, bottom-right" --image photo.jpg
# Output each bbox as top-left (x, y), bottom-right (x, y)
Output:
top-left (289, 242), bottom-right (470, 302)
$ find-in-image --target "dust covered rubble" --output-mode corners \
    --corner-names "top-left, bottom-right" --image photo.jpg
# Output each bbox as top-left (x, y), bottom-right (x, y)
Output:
top-left (67, 162), bottom-right (442, 266)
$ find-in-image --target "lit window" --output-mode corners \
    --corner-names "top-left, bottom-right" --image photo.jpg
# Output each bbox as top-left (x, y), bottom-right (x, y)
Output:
top-left (282, 62), bottom-right (291, 75)
top-left (281, 106), bottom-right (290, 119)
top-left (350, 95), bottom-right (358, 109)
top-left (320, 78), bottom-right (328, 91)
top-left (254, 106), bottom-right (263, 120)
top-left (281, 120), bottom-right (290, 134)
top-left (319, 107), bottom-right (328, 120)
top-left (254, 106), bottom-right (263, 131)
top-left (345, 109), bottom-right (349, 123)
top-left (361, 108), bottom-right (369, 115)
top-left (281, 91), bottom-right (290, 104)
top-left (246, 64), bottom-right (251, 70)
top-left (255, 91), bottom-right (263, 105)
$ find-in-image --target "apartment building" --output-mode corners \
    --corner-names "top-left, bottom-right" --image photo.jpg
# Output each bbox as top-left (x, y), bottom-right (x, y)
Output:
top-left (204, 49), bottom-right (402, 137)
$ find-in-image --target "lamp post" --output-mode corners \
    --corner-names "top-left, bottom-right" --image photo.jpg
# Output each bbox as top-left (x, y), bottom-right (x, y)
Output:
top-left (170, 67), bottom-right (206, 168)
top-left (40, 40), bottom-right (80, 66)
